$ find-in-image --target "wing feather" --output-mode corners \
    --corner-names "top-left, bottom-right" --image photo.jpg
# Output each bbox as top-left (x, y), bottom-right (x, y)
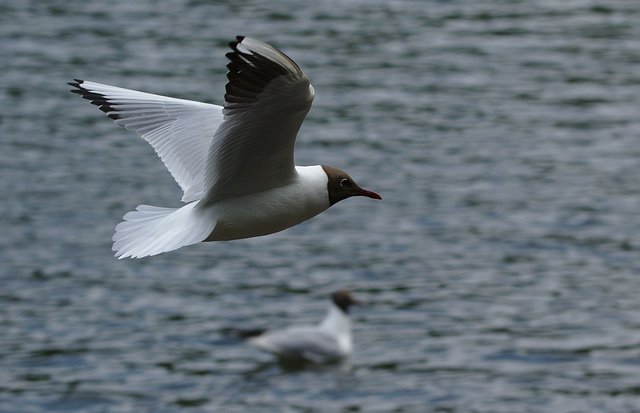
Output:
top-left (251, 328), bottom-right (343, 362)
top-left (202, 36), bottom-right (315, 204)
top-left (69, 80), bottom-right (224, 202)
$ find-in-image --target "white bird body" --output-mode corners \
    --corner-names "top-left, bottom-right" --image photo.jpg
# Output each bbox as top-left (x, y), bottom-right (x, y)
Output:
top-left (249, 290), bottom-right (359, 363)
top-left (205, 165), bottom-right (330, 241)
top-left (70, 37), bottom-right (380, 259)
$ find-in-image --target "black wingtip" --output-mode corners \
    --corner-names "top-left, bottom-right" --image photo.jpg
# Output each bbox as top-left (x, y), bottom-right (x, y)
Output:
top-left (229, 36), bottom-right (245, 50)
top-left (223, 36), bottom-right (303, 108)
top-left (68, 79), bottom-right (84, 93)
top-left (68, 80), bottom-right (120, 119)
top-left (226, 327), bottom-right (267, 339)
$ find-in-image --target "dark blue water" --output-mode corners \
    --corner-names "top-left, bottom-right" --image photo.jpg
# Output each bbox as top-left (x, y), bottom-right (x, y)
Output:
top-left (2, 0), bottom-right (640, 411)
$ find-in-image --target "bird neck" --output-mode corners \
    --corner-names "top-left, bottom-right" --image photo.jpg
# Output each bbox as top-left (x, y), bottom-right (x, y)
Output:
top-left (319, 302), bottom-right (351, 336)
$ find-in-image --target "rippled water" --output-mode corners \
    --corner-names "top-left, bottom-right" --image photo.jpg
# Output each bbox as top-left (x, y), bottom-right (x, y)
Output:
top-left (2, 0), bottom-right (640, 411)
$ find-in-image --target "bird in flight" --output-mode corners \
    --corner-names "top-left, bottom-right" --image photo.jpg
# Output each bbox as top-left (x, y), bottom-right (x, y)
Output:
top-left (70, 36), bottom-right (381, 259)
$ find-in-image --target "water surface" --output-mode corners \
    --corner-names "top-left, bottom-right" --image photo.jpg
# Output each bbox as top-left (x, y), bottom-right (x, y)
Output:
top-left (2, 0), bottom-right (640, 412)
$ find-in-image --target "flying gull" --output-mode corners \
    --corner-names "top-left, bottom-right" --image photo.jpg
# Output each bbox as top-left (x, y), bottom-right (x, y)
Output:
top-left (70, 36), bottom-right (381, 259)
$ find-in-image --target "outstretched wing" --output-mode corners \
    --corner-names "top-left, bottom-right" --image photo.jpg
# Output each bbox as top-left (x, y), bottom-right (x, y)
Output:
top-left (69, 80), bottom-right (223, 202)
top-left (202, 36), bottom-right (315, 204)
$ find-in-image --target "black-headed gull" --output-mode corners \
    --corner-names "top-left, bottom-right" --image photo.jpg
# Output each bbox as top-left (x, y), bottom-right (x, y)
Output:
top-left (69, 36), bottom-right (381, 259)
top-left (248, 290), bottom-right (361, 363)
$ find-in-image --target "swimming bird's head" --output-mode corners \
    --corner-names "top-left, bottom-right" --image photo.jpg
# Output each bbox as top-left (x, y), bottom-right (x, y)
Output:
top-left (331, 290), bottom-right (363, 314)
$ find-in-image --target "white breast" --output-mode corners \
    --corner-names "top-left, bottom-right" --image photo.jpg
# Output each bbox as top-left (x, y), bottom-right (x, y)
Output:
top-left (205, 165), bottom-right (330, 241)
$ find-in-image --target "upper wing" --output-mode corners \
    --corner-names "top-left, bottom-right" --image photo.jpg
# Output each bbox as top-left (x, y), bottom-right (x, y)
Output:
top-left (251, 327), bottom-right (343, 362)
top-left (69, 80), bottom-right (224, 202)
top-left (202, 36), bottom-right (315, 204)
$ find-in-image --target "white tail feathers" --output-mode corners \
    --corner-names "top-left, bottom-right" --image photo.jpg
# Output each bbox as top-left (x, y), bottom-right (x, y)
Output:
top-left (112, 202), bottom-right (216, 259)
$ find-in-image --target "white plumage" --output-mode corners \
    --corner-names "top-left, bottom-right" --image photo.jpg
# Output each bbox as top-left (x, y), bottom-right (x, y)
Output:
top-left (249, 290), bottom-right (361, 363)
top-left (70, 36), bottom-right (380, 259)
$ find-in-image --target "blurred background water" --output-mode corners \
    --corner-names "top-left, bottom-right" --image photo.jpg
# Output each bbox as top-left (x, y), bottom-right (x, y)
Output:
top-left (2, 0), bottom-right (640, 411)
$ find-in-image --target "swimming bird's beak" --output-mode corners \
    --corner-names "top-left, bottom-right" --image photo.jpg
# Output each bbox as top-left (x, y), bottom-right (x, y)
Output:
top-left (355, 188), bottom-right (382, 200)
top-left (352, 297), bottom-right (366, 307)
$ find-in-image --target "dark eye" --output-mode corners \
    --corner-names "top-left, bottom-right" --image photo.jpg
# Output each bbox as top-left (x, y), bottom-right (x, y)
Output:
top-left (340, 178), bottom-right (349, 187)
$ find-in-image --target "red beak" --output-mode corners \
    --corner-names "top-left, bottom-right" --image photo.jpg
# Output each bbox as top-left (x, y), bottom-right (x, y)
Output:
top-left (356, 188), bottom-right (382, 200)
